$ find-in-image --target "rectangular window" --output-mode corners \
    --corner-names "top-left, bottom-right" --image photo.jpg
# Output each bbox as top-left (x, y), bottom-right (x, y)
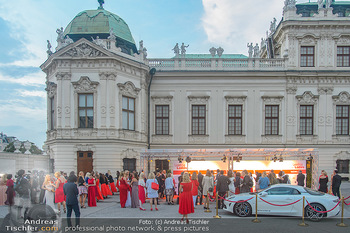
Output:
top-left (122, 96), bottom-right (135, 130)
top-left (336, 159), bottom-right (349, 174)
top-left (300, 105), bottom-right (314, 135)
top-left (336, 105), bottom-right (349, 135)
top-left (337, 46), bottom-right (350, 67)
top-left (265, 105), bottom-right (279, 135)
top-left (192, 105), bottom-right (206, 135)
top-left (300, 46), bottom-right (314, 67)
top-left (228, 105), bottom-right (242, 135)
top-left (155, 105), bottom-right (169, 135)
top-left (50, 97), bottom-right (55, 130)
top-left (78, 94), bottom-right (93, 128)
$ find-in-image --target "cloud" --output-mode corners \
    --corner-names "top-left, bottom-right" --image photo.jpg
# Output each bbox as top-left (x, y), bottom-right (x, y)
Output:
top-left (201, 0), bottom-right (285, 54)
top-left (0, 70), bottom-right (45, 87)
top-left (16, 90), bottom-right (46, 98)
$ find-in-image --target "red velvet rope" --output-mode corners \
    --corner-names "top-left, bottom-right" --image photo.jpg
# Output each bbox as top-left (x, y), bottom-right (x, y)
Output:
top-left (305, 199), bottom-right (340, 213)
top-left (219, 196), bottom-right (254, 203)
top-left (344, 195), bottom-right (350, 200)
top-left (344, 201), bottom-right (350, 206)
top-left (258, 197), bottom-right (302, 206)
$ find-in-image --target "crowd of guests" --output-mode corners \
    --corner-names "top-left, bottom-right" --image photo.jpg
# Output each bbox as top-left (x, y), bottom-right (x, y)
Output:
top-left (0, 167), bottom-right (343, 226)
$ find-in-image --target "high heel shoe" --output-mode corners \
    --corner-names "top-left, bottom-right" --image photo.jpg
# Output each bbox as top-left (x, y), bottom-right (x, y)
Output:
top-left (139, 207), bottom-right (146, 211)
top-left (155, 208), bottom-right (159, 211)
top-left (181, 217), bottom-right (184, 221)
top-left (150, 208), bottom-right (153, 211)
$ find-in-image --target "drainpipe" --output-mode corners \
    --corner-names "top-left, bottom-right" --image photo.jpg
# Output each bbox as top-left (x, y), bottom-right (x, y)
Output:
top-left (147, 68), bottom-right (156, 173)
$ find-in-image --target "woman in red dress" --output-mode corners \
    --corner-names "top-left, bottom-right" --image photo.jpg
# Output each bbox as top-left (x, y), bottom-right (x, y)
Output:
top-left (54, 172), bottom-right (66, 213)
top-left (87, 174), bottom-right (97, 207)
top-left (119, 172), bottom-right (128, 208)
top-left (191, 172), bottom-right (199, 208)
top-left (100, 174), bottom-right (112, 198)
top-left (95, 173), bottom-right (104, 201)
top-left (107, 170), bottom-right (118, 194)
top-left (179, 172), bottom-right (194, 223)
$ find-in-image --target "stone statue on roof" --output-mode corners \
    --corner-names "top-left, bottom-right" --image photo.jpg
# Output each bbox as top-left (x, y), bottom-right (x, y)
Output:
top-left (261, 38), bottom-right (265, 49)
top-left (172, 43), bottom-right (179, 56)
top-left (139, 40), bottom-right (144, 52)
top-left (325, 0), bottom-right (332, 9)
top-left (209, 47), bottom-right (216, 57)
top-left (217, 47), bottom-right (224, 57)
top-left (98, 0), bottom-right (105, 9)
top-left (56, 27), bottom-right (65, 51)
top-left (92, 36), bottom-right (107, 49)
top-left (253, 43), bottom-right (259, 58)
top-left (108, 28), bottom-right (116, 41)
top-left (47, 40), bottom-right (53, 57)
top-left (64, 35), bottom-right (74, 45)
top-left (247, 43), bottom-right (253, 58)
top-left (270, 18), bottom-right (277, 34)
top-left (181, 43), bottom-right (189, 55)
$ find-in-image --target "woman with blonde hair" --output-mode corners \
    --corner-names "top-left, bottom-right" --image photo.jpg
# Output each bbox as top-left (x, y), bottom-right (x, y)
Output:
top-left (54, 171), bottom-right (66, 213)
top-left (258, 171), bottom-right (270, 190)
top-left (202, 170), bottom-right (214, 209)
top-left (191, 172), bottom-right (199, 208)
top-left (138, 172), bottom-right (146, 210)
top-left (77, 171), bottom-right (88, 208)
top-left (318, 170), bottom-right (329, 193)
top-left (179, 172), bottom-right (194, 223)
top-left (146, 172), bottom-right (158, 211)
top-left (119, 171), bottom-right (128, 208)
top-left (42, 174), bottom-right (55, 210)
top-left (0, 174), bottom-right (7, 206)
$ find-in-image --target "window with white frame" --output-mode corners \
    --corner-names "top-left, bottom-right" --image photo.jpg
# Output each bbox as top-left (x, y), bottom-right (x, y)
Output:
top-left (78, 94), bottom-right (94, 128)
top-left (192, 105), bottom-right (206, 135)
top-left (265, 105), bottom-right (279, 135)
top-left (336, 105), bottom-right (349, 135)
top-left (122, 96), bottom-right (135, 130)
top-left (155, 105), bottom-right (169, 135)
top-left (300, 105), bottom-right (314, 135)
top-left (228, 105), bottom-right (242, 135)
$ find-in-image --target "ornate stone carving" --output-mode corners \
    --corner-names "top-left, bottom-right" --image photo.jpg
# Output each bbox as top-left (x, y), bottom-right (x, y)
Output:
top-left (299, 35), bottom-right (317, 45)
top-left (296, 135), bottom-right (319, 144)
top-left (56, 72), bottom-right (71, 80)
top-left (117, 81), bottom-right (140, 98)
top-left (99, 72), bottom-right (116, 81)
top-left (296, 91), bottom-right (319, 104)
top-left (334, 151), bottom-right (350, 159)
top-left (75, 144), bottom-right (95, 152)
top-left (151, 96), bottom-right (173, 104)
top-left (334, 35), bottom-right (350, 45)
top-left (61, 42), bottom-right (108, 57)
top-left (286, 86), bottom-right (297, 94)
top-left (121, 148), bottom-right (139, 158)
top-left (332, 91), bottom-right (350, 104)
top-left (101, 106), bottom-right (106, 115)
top-left (318, 86), bottom-right (334, 95)
top-left (74, 129), bottom-right (98, 137)
top-left (188, 135), bottom-right (209, 144)
top-left (45, 82), bottom-right (57, 98)
top-left (151, 135), bottom-right (173, 144)
top-left (261, 135), bottom-right (282, 144)
top-left (110, 106), bottom-right (115, 114)
top-left (261, 96), bottom-right (284, 104)
top-left (332, 136), bottom-right (350, 144)
top-left (225, 96), bottom-right (246, 104)
top-left (326, 114), bottom-right (332, 125)
top-left (72, 76), bottom-right (99, 93)
top-left (188, 96), bottom-right (210, 104)
top-left (287, 116), bottom-right (296, 126)
top-left (65, 106), bottom-right (71, 114)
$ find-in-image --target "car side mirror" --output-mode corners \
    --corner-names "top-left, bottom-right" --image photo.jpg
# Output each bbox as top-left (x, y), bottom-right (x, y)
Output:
top-left (260, 191), bottom-right (268, 197)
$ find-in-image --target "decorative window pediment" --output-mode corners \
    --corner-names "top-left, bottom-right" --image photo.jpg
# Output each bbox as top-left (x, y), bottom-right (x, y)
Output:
top-left (45, 82), bottom-right (57, 98)
top-left (225, 96), bottom-right (247, 104)
top-left (121, 148), bottom-right (138, 158)
top-left (332, 91), bottom-right (350, 104)
top-left (297, 34), bottom-right (319, 45)
top-left (333, 35), bottom-right (350, 45)
top-left (117, 81), bottom-right (140, 98)
top-left (188, 96), bottom-right (210, 104)
top-left (72, 76), bottom-right (99, 93)
top-left (296, 91), bottom-right (319, 104)
top-left (151, 96), bottom-right (173, 104)
top-left (261, 96), bottom-right (284, 104)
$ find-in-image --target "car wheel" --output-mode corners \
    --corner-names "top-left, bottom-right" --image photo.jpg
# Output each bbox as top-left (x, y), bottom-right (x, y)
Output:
top-left (233, 202), bottom-right (252, 217)
top-left (305, 203), bottom-right (326, 221)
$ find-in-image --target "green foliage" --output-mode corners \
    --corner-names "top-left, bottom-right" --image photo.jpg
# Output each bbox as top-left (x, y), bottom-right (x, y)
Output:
top-left (3, 141), bottom-right (42, 154)
top-left (4, 142), bottom-right (15, 152)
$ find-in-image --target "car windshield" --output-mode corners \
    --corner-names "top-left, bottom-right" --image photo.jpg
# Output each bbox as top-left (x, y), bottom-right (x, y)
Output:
top-left (303, 187), bottom-right (325, 196)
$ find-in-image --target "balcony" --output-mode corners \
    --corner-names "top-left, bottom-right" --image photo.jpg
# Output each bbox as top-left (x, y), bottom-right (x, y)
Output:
top-left (148, 57), bottom-right (286, 71)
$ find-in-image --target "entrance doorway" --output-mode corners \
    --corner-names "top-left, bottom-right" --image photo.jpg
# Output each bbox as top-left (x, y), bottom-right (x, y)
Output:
top-left (77, 151), bottom-right (93, 174)
top-left (155, 159), bottom-right (169, 172)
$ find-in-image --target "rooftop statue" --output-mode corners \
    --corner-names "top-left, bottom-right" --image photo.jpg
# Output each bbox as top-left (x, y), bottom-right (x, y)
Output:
top-left (318, 0), bottom-right (324, 9)
top-left (172, 43), bottom-right (180, 56)
top-left (253, 43), bottom-right (259, 58)
top-left (247, 43), bottom-right (253, 58)
top-left (56, 27), bottom-right (65, 51)
top-left (270, 18), bottom-right (277, 34)
top-left (217, 47), bottom-right (224, 57)
top-left (64, 35), bottom-right (74, 45)
top-left (139, 40), bottom-right (144, 52)
top-left (209, 47), bottom-right (217, 57)
top-left (47, 40), bottom-right (53, 57)
top-left (260, 37), bottom-right (265, 49)
top-left (142, 47), bottom-right (148, 59)
top-left (325, 0), bottom-right (332, 9)
top-left (181, 43), bottom-right (189, 55)
top-left (92, 36), bottom-right (107, 49)
top-left (108, 28), bottom-right (116, 41)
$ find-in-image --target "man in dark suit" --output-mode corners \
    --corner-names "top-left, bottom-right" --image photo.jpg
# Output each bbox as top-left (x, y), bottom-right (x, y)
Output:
top-left (63, 174), bottom-right (80, 227)
top-left (216, 170), bottom-right (231, 209)
top-left (296, 170), bottom-right (305, 186)
top-left (332, 170), bottom-right (342, 198)
top-left (197, 172), bottom-right (204, 205)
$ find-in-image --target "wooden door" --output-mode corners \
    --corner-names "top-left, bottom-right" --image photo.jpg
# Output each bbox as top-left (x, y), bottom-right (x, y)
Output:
top-left (155, 159), bottom-right (169, 172)
top-left (77, 151), bottom-right (93, 174)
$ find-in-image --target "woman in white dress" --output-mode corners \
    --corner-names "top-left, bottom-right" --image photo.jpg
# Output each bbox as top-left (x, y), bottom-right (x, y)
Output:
top-left (124, 170), bottom-right (131, 207)
top-left (42, 174), bottom-right (56, 211)
top-left (227, 170), bottom-right (235, 196)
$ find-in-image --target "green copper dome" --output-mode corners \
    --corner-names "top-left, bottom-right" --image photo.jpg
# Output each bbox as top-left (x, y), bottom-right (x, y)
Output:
top-left (64, 9), bottom-right (137, 54)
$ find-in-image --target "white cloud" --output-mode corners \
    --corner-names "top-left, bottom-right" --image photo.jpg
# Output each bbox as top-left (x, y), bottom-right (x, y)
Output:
top-left (0, 70), bottom-right (45, 87)
top-left (16, 90), bottom-right (46, 98)
top-left (201, 0), bottom-right (285, 54)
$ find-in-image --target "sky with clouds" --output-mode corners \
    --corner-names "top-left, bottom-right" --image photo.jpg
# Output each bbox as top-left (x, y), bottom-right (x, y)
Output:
top-left (0, 0), bottom-right (312, 148)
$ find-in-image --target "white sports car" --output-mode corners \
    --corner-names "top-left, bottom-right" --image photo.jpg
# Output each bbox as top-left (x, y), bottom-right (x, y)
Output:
top-left (223, 184), bottom-right (340, 221)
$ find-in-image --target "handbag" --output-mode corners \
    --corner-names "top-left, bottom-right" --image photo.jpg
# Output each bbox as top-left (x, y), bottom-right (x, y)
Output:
top-left (151, 179), bottom-right (159, 190)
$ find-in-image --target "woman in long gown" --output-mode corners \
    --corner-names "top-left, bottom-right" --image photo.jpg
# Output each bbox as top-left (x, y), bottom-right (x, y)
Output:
top-left (130, 172), bottom-right (141, 209)
top-left (107, 170), bottom-right (118, 194)
top-left (0, 174), bottom-right (7, 206)
top-left (179, 172), bottom-right (194, 223)
top-left (119, 172), bottom-right (128, 208)
top-left (138, 172), bottom-right (146, 210)
top-left (87, 174), bottom-right (97, 207)
top-left (100, 174), bottom-right (111, 198)
top-left (5, 174), bottom-right (15, 208)
top-left (54, 172), bottom-right (66, 213)
top-left (124, 170), bottom-right (131, 207)
top-left (95, 173), bottom-right (104, 201)
top-left (42, 174), bottom-right (55, 211)
top-left (318, 170), bottom-right (329, 193)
